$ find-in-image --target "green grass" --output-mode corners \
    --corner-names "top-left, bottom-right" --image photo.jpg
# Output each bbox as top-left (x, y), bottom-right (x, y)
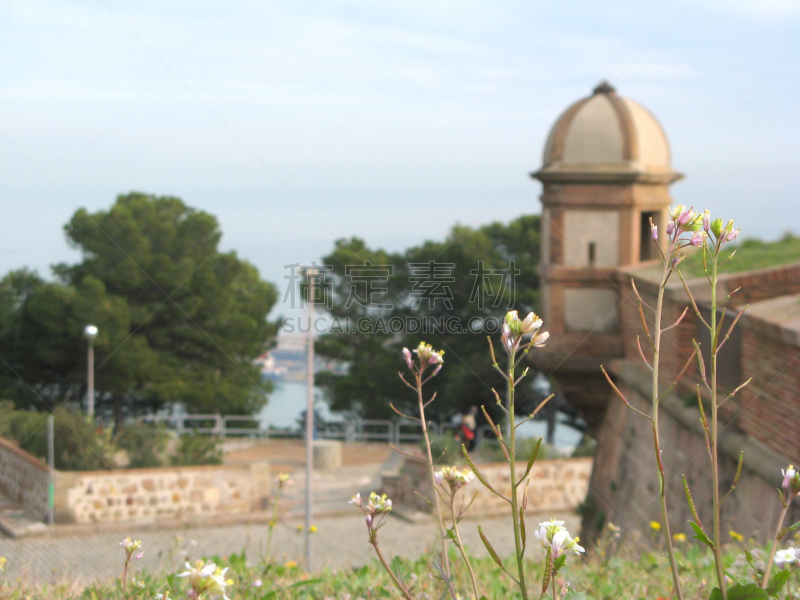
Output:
top-left (680, 233), bottom-right (800, 278)
top-left (6, 539), bottom-right (793, 599)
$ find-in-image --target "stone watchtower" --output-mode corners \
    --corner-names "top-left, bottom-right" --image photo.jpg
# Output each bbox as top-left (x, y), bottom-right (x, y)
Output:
top-left (530, 81), bottom-right (682, 430)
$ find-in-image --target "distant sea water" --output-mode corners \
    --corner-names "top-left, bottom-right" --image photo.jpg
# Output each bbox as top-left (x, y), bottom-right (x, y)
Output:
top-left (258, 380), bottom-right (582, 450)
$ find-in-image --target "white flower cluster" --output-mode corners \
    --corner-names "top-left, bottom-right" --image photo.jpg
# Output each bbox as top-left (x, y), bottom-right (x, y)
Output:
top-left (775, 547), bottom-right (800, 568)
top-left (120, 537), bottom-right (142, 552)
top-left (501, 311), bottom-right (548, 353)
top-left (434, 466), bottom-right (476, 491)
top-left (534, 519), bottom-right (585, 558)
top-left (349, 492), bottom-right (393, 514)
top-left (177, 560), bottom-right (233, 600)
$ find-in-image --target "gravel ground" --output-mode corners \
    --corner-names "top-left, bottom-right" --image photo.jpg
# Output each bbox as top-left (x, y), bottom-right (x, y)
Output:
top-left (0, 511), bottom-right (579, 588)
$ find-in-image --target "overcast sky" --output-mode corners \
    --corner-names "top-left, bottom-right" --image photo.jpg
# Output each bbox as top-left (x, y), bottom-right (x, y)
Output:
top-left (1, 0), bottom-right (798, 314)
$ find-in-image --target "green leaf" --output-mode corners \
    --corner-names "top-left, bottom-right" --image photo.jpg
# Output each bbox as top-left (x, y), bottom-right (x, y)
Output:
top-left (779, 519), bottom-right (800, 540)
top-left (552, 554), bottom-right (567, 576)
top-left (689, 520), bottom-right (714, 548)
top-left (766, 569), bottom-right (791, 596)
top-left (708, 583), bottom-right (770, 600)
top-left (390, 556), bottom-right (407, 584)
top-left (261, 579), bottom-right (323, 599)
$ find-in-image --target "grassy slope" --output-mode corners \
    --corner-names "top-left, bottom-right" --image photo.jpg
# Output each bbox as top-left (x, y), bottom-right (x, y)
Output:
top-left (680, 233), bottom-right (800, 278)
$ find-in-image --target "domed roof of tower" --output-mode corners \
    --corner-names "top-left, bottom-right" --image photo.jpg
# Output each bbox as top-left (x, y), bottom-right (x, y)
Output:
top-left (533, 81), bottom-right (682, 184)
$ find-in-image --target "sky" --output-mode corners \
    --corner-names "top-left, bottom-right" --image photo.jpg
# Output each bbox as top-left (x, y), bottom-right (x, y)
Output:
top-left (1, 0), bottom-right (798, 316)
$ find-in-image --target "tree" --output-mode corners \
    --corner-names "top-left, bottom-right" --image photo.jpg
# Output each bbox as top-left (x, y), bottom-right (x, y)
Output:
top-left (315, 215), bottom-right (544, 428)
top-left (0, 193), bottom-right (278, 424)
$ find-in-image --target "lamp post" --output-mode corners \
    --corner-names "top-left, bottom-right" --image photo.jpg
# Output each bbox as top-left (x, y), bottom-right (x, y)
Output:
top-left (83, 324), bottom-right (98, 417)
top-left (304, 268), bottom-right (317, 569)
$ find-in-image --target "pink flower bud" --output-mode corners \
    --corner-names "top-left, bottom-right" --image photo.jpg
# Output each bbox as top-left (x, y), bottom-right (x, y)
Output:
top-left (651, 224), bottom-right (658, 240)
top-left (690, 232), bottom-right (705, 247)
top-left (726, 228), bottom-right (740, 242)
top-left (402, 347), bottom-right (413, 369)
top-left (666, 221), bottom-right (676, 236)
top-left (365, 514), bottom-right (373, 528)
top-left (134, 552), bottom-right (145, 560)
top-left (702, 210), bottom-right (710, 232)
top-left (678, 209), bottom-right (694, 226)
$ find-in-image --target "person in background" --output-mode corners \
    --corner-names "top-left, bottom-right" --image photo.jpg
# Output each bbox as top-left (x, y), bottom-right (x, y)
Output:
top-left (460, 406), bottom-right (478, 451)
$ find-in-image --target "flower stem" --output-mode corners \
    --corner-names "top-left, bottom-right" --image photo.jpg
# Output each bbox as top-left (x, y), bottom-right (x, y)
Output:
top-left (652, 238), bottom-right (684, 600)
top-left (508, 350), bottom-right (529, 600)
top-left (449, 496), bottom-right (480, 599)
top-left (417, 376), bottom-right (457, 600)
top-left (762, 502), bottom-right (790, 587)
top-left (371, 541), bottom-right (415, 600)
top-left (709, 253), bottom-right (727, 600)
top-left (265, 487), bottom-right (282, 561)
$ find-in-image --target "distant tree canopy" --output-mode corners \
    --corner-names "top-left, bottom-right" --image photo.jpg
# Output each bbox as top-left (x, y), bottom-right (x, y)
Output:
top-left (315, 214), bottom-right (548, 426)
top-left (0, 193), bottom-right (278, 423)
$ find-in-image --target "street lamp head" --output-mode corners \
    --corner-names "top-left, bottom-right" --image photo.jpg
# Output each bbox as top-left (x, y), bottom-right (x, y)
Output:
top-left (83, 324), bottom-right (98, 339)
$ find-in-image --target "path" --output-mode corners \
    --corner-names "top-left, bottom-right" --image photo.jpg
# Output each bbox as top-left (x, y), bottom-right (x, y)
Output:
top-left (0, 511), bottom-right (579, 588)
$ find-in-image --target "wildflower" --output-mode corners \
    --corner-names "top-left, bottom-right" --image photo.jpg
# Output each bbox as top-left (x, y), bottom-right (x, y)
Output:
top-left (535, 519), bottom-right (566, 548)
top-left (702, 210), bottom-right (710, 232)
top-left (434, 466), bottom-right (475, 492)
top-left (365, 492), bottom-right (392, 514)
top-left (277, 472), bottom-right (292, 489)
top-left (297, 524), bottom-right (304, 532)
top-left (284, 560), bottom-right (298, 568)
top-left (253, 579), bottom-right (263, 587)
top-left (690, 231), bottom-right (706, 246)
top-left (775, 548), bottom-right (799, 567)
top-left (782, 465), bottom-right (796, 490)
top-left (154, 593), bottom-right (170, 600)
top-left (550, 529), bottom-right (585, 557)
top-left (402, 347), bottom-right (413, 369)
top-left (413, 342), bottom-right (444, 366)
top-left (673, 533), bottom-right (687, 542)
top-left (729, 530), bottom-right (744, 542)
top-left (310, 525), bottom-right (318, 533)
top-left (535, 520), bottom-right (583, 557)
top-left (651, 223), bottom-right (658, 240)
top-left (120, 538), bottom-right (142, 552)
top-left (0, 557), bottom-right (6, 572)
top-left (505, 310), bottom-right (542, 335)
top-left (650, 520), bottom-right (662, 532)
top-left (177, 560), bottom-right (217, 589)
top-left (666, 220), bottom-right (676, 236)
top-left (531, 331), bottom-right (549, 348)
top-left (349, 493), bottom-right (362, 507)
top-left (206, 565), bottom-right (233, 600)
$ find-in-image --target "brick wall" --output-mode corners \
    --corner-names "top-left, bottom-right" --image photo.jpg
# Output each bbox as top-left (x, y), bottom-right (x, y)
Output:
top-left (738, 326), bottom-right (800, 462)
top-left (722, 263), bottom-right (800, 305)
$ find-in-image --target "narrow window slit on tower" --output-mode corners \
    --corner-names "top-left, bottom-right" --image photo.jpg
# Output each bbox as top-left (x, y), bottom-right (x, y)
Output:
top-left (588, 242), bottom-right (596, 267)
top-left (640, 211), bottom-right (659, 261)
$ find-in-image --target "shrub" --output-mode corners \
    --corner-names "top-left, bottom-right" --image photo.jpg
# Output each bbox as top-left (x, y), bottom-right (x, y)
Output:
top-left (113, 423), bottom-right (170, 468)
top-left (171, 433), bottom-right (222, 466)
top-left (0, 402), bottom-right (115, 470)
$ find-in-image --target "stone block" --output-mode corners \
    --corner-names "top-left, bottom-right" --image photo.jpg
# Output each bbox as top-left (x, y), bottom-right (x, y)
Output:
top-left (313, 440), bottom-right (342, 470)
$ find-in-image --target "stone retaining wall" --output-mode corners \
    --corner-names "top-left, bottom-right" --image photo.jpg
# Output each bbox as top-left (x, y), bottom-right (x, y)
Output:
top-left (0, 437), bottom-right (50, 520)
top-left (382, 456), bottom-right (592, 517)
top-left (55, 462), bottom-right (271, 524)
top-left (0, 435), bottom-right (272, 525)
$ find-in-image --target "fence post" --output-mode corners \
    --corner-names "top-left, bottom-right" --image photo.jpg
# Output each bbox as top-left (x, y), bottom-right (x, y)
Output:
top-left (217, 414), bottom-right (224, 440)
top-left (47, 414), bottom-right (54, 525)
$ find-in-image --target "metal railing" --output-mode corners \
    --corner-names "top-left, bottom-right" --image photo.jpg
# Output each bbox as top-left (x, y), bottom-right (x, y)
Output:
top-left (135, 414), bottom-right (494, 446)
